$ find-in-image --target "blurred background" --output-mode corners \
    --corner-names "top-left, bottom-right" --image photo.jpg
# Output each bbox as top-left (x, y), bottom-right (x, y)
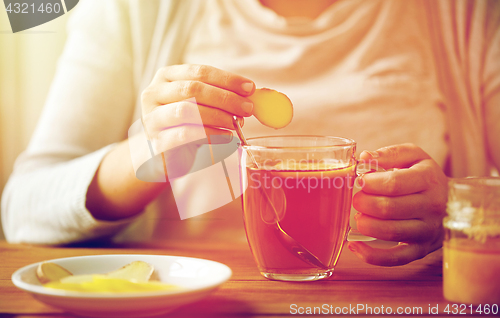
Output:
top-left (0, 9), bottom-right (73, 239)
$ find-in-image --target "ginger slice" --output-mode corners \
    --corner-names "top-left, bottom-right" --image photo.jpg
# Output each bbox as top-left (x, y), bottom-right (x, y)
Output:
top-left (36, 262), bottom-right (73, 284)
top-left (104, 260), bottom-right (154, 282)
top-left (60, 261), bottom-right (154, 284)
top-left (44, 276), bottom-right (179, 293)
top-left (39, 261), bottom-right (178, 293)
top-left (37, 260), bottom-right (154, 285)
top-left (248, 88), bottom-right (293, 129)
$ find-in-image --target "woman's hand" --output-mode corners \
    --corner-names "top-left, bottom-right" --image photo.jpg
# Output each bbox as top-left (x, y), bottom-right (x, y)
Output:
top-left (86, 65), bottom-right (254, 220)
top-left (141, 64), bottom-right (254, 155)
top-left (139, 64), bottom-right (255, 180)
top-left (348, 143), bottom-right (448, 266)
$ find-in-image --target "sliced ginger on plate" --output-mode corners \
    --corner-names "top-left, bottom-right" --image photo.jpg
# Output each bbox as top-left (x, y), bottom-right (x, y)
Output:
top-left (248, 88), bottom-right (293, 129)
top-left (36, 262), bottom-right (73, 284)
top-left (36, 260), bottom-right (177, 293)
top-left (44, 276), bottom-right (176, 293)
top-left (104, 260), bottom-right (154, 282)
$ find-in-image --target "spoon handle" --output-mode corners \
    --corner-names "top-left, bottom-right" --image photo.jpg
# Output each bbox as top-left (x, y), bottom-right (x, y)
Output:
top-left (232, 116), bottom-right (259, 169)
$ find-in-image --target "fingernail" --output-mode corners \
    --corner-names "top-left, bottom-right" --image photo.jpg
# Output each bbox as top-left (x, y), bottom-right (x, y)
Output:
top-left (241, 82), bottom-right (254, 93)
top-left (241, 102), bottom-right (253, 114)
top-left (354, 212), bottom-right (362, 220)
top-left (366, 151), bottom-right (379, 158)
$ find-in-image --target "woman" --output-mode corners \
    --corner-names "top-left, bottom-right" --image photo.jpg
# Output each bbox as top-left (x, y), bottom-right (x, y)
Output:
top-left (2, 0), bottom-right (499, 266)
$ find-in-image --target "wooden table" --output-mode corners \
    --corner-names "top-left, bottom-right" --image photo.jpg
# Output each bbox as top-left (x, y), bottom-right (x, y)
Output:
top-left (0, 239), bottom-right (486, 317)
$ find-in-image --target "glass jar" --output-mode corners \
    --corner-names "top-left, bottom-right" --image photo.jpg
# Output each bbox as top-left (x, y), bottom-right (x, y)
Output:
top-left (443, 177), bottom-right (500, 304)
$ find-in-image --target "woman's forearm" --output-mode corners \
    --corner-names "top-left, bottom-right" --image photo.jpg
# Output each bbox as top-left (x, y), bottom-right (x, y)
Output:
top-left (86, 139), bottom-right (168, 221)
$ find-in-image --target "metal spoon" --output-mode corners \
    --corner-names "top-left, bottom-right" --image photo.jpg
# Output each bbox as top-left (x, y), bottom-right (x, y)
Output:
top-left (232, 116), bottom-right (329, 270)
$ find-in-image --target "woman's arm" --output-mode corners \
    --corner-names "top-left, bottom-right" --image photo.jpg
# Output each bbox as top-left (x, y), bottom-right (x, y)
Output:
top-left (1, 0), bottom-right (256, 243)
top-left (1, 0), bottom-right (139, 244)
top-left (85, 139), bottom-right (168, 221)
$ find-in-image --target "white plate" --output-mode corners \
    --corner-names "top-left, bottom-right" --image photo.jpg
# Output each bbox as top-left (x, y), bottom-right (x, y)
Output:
top-left (12, 254), bottom-right (232, 317)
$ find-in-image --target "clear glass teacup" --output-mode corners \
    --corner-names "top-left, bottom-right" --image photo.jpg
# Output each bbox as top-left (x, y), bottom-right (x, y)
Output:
top-left (239, 135), bottom-right (379, 281)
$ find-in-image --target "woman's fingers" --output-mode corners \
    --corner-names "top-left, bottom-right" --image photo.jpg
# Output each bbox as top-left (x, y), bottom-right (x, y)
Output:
top-left (150, 126), bottom-right (233, 180)
top-left (142, 80), bottom-right (254, 117)
top-left (152, 64), bottom-right (255, 97)
top-left (359, 143), bottom-right (431, 169)
top-left (144, 64), bottom-right (255, 116)
top-left (360, 162), bottom-right (440, 196)
top-left (143, 101), bottom-right (242, 134)
top-left (354, 213), bottom-right (430, 242)
top-left (142, 65), bottom-right (254, 137)
top-left (353, 192), bottom-right (428, 220)
top-left (137, 64), bottom-right (251, 181)
top-left (151, 124), bottom-right (232, 155)
top-left (349, 144), bottom-right (449, 266)
top-left (347, 241), bottom-right (428, 266)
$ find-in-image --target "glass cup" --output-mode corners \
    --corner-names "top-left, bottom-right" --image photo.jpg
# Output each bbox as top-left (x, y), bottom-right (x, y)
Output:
top-left (239, 136), bottom-right (379, 281)
top-left (443, 177), bottom-right (500, 304)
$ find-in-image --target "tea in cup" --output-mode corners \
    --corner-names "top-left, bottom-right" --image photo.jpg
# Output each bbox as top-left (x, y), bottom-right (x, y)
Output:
top-left (240, 136), bottom-right (378, 281)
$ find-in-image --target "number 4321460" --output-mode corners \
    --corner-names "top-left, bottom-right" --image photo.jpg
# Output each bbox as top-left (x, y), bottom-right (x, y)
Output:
top-left (444, 304), bottom-right (498, 315)
top-left (5, 3), bottom-right (62, 14)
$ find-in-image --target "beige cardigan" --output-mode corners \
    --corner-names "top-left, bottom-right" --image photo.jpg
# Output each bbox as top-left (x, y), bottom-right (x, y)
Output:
top-left (424, 0), bottom-right (500, 177)
top-left (131, 0), bottom-right (500, 177)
